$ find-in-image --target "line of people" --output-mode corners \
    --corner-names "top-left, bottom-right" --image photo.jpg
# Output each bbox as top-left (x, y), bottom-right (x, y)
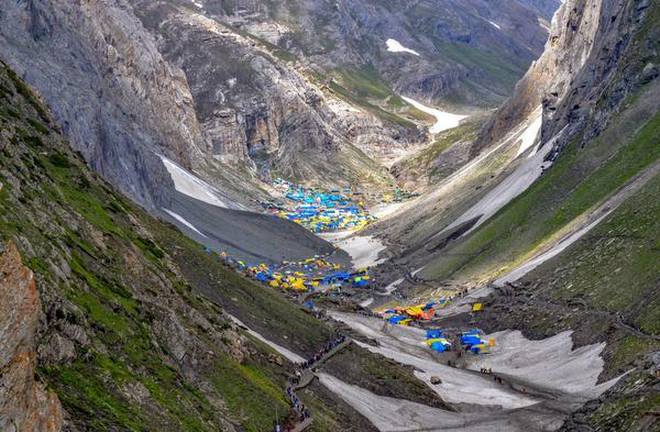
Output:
top-left (297, 334), bottom-right (347, 370)
top-left (285, 384), bottom-right (310, 422)
top-left (283, 334), bottom-right (349, 429)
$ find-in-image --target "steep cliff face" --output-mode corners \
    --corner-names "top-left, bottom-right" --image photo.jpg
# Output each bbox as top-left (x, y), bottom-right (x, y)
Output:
top-left (0, 0), bottom-right (207, 209)
top-left (130, 4), bottom-right (410, 186)
top-left (0, 0), bottom-right (556, 213)
top-left (476, 0), bottom-right (658, 161)
top-left (0, 241), bottom-right (63, 432)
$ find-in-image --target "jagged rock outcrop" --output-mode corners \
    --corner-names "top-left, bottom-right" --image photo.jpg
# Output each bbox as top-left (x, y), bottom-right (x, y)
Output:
top-left (0, 241), bottom-right (63, 432)
top-left (474, 0), bottom-right (654, 159)
top-left (0, 0), bottom-right (206, 209)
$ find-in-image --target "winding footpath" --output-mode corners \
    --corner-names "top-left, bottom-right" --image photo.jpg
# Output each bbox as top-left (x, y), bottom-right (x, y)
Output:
top-left (284, 336), bottom-right (352, 431)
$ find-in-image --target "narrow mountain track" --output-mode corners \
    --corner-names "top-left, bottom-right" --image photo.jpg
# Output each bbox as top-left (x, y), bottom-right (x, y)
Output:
top-left (283, 337), bottom-right (352, 431)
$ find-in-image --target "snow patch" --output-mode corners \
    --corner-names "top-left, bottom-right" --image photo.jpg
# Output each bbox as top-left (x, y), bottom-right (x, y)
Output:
top-left (516, 107), bottom-right (542, 157)
top-left (381, 277), bottom-right (403, 295)
top-left (385, 38), bottom-right (420, 56)
top-left (469, 330), bottom-right (623, 399)
top-left (440, 112), bottom-right (558, 237)
top-left (162, 208), bottom-right (207, 238)
top-left (331, 312), bottom-right (620, 413)
top-left (360, 297), bottom-right (375, 308)
top-left (333, 235), bottom-right (386, 268)
top-left (488, 20), bottom-right (502, 30)
top-left (401, 96), bottom-right (468, 134)
top-left (330, 312), bottom-right (539, 409)
top-left (226, 314), bottom-right (304, 363)
top-left (371, 202), bottom-right (407, 219)
top-left (318, 373), bottom-right (522, 431)
top-left (159, 155), bottom-right (232, 209)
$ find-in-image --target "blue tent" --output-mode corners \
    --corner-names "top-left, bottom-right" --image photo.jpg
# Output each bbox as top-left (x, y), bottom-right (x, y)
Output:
top-left (256, 272), bottom-right (270, 282)
top-left (388, 315), bottom-right (407, 324)
top-left (430, 341), bottom-right (448, 352)
top-left (426, 329), bottom-right (443, 339)
top-left (460, 335), bottom-right (483, 347)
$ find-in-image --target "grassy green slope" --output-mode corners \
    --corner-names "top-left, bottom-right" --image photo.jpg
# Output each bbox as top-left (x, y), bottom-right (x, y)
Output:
top-left (0, 61), bottom-right (329, 431)
top-left (423, 97), bottom-right (660, 283)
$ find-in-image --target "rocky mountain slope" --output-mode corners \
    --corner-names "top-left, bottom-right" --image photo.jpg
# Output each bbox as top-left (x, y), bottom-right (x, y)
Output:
top-left (0, 61), bottom-right (459, 431)
top-left (367, 0), bottom-right (659, 429)
top-left (0, 0), bottom-right (555, 215)
top-left (0, 242), bottom-right (63, 432)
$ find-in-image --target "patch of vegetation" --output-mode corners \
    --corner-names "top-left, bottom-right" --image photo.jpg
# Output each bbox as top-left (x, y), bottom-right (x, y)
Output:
top-left (396, 119), bottom-right (481, 183)
top-left (147, 218), bottom-right (333, 355)
top-left (1, 61), bottom-right (315, 431)
top-left (424, 110), bottom-right (660, 282)
top-left (210, 356), bottom-right (288, 432)
top-left (548, 174), bottom-right (660, 333)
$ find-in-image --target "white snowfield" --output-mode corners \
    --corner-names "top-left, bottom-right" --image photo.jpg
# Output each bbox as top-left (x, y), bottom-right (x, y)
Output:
top-left (385, 38), bottom-right (420, 56)
top-left (440, 110), bottom-right (557, 237)
top-left (332, 235), bottom-right (387, 269)
top-left (226, 314), bottom-right (304, 363)
top-left (317, 373), bottom-right (537, 432)
top-left (162, 208), bottom-right (207, 238)
top-left (159, 155), bottom-right (235, 209)
top-left (469, 330), bottom-right (623, 400)
top-left (331, 312), bottom-right (538, 409)
top-left (331, 312), bottom-right (618, 412)
top-left (401, 96), bottom-right (468, 134)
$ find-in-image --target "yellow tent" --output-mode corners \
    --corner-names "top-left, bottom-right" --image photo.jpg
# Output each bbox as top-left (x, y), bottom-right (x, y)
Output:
top-left (472, 303), bottom-right (483, 312)
top-left (425, 338), bottom-right (450, 346)
top-left (290, 278), bottom-right (306, 291)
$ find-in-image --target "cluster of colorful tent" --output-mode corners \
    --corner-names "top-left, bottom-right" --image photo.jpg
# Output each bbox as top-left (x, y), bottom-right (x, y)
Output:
top-left (269, 179), bottom-right (375, 233)
top-left (425, 329), bottom-right (452, 353)
top-left (238, 257), bottom-right (372, 293)
top-left (460, 329), bottom-right (495, 354)
top-left (378, 299), bottom-right (451, 325)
